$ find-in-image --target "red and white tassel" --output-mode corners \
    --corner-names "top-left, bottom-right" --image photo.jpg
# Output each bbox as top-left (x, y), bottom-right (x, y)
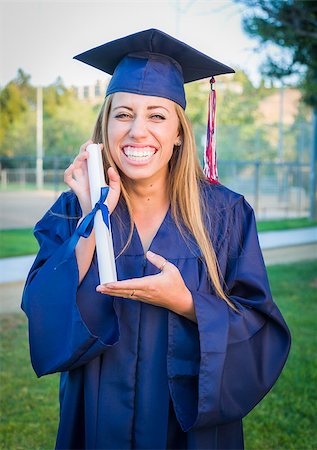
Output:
top-left (203, 77), bottom-right (219, 184)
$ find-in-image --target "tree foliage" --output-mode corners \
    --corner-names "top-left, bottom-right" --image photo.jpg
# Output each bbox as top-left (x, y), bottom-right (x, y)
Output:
top-left (44, 96), bottom-right (97, 157)
top-left (0, 69), bottom-right (35, 148)
top-left (235, 0), bottom-right (317, 106)
top-left (186, 70), bottom-right (274, 161)
top-left (0, 70), bottom-right (98, 161)
top-left (0, 67), bottom-right (305, 164)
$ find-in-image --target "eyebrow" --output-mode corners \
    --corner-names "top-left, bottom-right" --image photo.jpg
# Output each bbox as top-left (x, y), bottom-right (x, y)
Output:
top-left (112, 105), bottom-right (170, 112)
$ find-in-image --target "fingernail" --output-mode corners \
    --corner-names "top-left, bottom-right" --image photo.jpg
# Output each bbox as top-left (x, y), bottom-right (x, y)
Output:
top-left (147, 251), bottom-right (154, 258)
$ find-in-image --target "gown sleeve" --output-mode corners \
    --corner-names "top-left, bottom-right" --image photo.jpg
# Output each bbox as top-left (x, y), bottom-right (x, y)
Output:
top-left (21, 191), bottom-right (119, 378)
top-left (167, 196), bottom-right (291, 432)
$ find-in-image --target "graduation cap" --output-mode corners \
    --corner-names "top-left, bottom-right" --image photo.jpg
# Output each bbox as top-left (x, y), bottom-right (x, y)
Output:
top-left (74, 28), bottom-right (234, 183)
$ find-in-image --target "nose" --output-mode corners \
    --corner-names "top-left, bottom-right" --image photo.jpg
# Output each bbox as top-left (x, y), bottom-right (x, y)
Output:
top-left (129, 116), bottom-right (148, 140)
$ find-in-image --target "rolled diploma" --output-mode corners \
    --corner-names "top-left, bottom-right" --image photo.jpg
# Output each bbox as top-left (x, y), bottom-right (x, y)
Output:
top-left (87, 144), bottom-right (117, 284)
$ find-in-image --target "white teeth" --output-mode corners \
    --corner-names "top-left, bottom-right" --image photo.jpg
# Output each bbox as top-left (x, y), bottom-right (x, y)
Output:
top-left (123, 146), bottom-right (156, 161)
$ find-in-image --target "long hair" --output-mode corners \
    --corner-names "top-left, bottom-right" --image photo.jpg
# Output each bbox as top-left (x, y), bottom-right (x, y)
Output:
top-left (92, 95), bottom-right (233, 308)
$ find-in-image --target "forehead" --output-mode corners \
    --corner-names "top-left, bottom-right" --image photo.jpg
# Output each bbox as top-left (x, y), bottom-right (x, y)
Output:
top-left (111, 92), bottom-right (177, 111)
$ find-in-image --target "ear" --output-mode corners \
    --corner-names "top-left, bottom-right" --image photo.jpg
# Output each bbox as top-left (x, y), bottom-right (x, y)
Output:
top-left (174, 135), bottom-right (182, 147)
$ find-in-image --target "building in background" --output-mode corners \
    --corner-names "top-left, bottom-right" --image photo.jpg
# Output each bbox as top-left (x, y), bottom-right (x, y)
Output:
top-left (73, 79), bottom-right (109, 104)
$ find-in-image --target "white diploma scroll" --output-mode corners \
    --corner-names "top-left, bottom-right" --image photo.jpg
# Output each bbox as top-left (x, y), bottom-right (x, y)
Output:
top-left (87, 144), bottom-right (117, 284)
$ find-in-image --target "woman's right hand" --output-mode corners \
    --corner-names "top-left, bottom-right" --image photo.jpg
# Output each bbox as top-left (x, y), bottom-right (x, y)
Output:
top-left (64, 140), bottom-right (92, 215)
top-left (64, 140), bottom-right (121, 216)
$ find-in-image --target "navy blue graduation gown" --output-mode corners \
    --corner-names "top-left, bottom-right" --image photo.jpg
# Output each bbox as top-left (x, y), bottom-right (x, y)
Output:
top-left (22, 183), bottom-right (291, 450)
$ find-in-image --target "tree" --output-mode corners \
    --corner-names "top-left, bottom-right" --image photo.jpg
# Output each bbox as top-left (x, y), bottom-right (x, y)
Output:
top-left (235, 0), bottom-right (317, 106)
top-left (0, 70), bottom-right (98, 161)
top-left (235, 0), bottom-right (317, 218)
top-left (43, 77), bottom-right (73, 118)
top-left (0, 69), bottom-right (35, 152)
top-left (186, 70), bottom-right (274, 162)
top-left (44, 96), bottom-right (97, 158)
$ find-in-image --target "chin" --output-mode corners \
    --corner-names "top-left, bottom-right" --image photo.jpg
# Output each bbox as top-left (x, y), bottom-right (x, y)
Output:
top-left (120, 165), bottom-right (168, 183)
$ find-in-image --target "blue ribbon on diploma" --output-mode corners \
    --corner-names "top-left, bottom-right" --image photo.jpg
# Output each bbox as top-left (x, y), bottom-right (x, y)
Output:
top-left (56, 187), bottom-right (110, 268)
top-left (77, 186), bottom-right (110, 236)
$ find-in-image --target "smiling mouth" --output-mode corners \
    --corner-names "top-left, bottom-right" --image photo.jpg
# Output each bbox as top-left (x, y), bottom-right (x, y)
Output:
top-left (122, 146), bottom-right (157, 161)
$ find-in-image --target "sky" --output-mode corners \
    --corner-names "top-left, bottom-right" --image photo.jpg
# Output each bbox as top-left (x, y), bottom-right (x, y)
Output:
top-left (0, 0), bottom-right (265, 88)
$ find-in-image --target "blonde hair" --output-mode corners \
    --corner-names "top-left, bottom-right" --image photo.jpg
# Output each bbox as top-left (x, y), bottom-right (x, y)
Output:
top-left (92, 95), bottom-right (234, 308)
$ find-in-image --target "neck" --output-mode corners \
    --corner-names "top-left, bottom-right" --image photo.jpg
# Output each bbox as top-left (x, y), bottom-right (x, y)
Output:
top-left (124, 173), bottom-right (170, 215)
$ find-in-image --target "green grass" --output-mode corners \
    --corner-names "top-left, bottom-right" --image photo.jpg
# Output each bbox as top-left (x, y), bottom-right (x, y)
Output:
top-left (1, 218), bottom-right (316, 259)
top-left (257, 217), bottom-right (317, 232)
top-left (0, 314), bottom-right (59, 450)
top-left (0, 229), bottom-right (38, 258)
top-left (0, 260), bottom-right (316, 449)
top-left (243, 260), bottom-right (317, 450)
top-left (0, 183), bottom-right (64, 192)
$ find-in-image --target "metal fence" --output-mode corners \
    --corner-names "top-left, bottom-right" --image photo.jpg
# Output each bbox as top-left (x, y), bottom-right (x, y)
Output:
top-left (0, 156), bottom-right (311, 219)
top-left (218, 160), bottom-right (310, 219)
top-left (0, 156), bottom-right (72, 193)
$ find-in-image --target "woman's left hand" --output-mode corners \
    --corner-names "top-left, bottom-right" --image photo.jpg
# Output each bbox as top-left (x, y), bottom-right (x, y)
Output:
top-left (96, 251), bottom-right (197, 322)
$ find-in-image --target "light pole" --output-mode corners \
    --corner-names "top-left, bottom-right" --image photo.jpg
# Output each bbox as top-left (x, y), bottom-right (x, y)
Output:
top-left (36, 85), bottom-right (43, 189)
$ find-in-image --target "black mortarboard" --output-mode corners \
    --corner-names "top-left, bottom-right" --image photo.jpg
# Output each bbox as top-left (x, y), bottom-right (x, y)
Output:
top-left (73, 28), bottom-right (234, 109)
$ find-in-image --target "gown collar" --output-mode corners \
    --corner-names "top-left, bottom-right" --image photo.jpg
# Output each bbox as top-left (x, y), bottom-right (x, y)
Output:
top-left (111, 198), bottom-right (202, 259)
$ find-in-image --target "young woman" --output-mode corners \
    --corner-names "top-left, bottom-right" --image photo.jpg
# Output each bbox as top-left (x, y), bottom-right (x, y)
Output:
top-left (22, 29), bottom-right (291, 450)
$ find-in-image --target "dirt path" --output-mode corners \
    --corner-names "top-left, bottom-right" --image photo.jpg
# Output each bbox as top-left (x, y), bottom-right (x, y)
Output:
top-left (0, 282), bottom-right (25, 314)
top-left (0, 190), bottom-right (62, 229)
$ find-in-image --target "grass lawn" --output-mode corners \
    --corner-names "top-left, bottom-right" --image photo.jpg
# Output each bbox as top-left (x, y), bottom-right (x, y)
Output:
top-left (0, 260), bottom-right (316, 449)
top-left (0, 314), bottom-right (59, 449)
top-left (0, 184), bottom-right (64, 192)
top-left (256, 217), bottom-right (317, 232)
top-left (1, 218), bottom-right (316, 259)
top-left (0, 229), bottom-right (39, 258)
top-left (243, 260), bottom-right (317, 449)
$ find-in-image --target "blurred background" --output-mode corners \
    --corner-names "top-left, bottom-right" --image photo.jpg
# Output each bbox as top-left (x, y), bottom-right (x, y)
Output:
top-left (0, 0), bottom-right (316, 221)
top-left (0, 1), bottom-right (316, 449)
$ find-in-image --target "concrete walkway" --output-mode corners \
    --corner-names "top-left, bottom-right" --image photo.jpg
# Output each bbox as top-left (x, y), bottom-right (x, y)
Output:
top-left (0, 227), bottom-right (316, 314)
top-left (259, 227), bottom-right (317, 265)
top-left (0, 255), bottom-right (35, 284)
top-left (258, 227), bottom-right (317, 249)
